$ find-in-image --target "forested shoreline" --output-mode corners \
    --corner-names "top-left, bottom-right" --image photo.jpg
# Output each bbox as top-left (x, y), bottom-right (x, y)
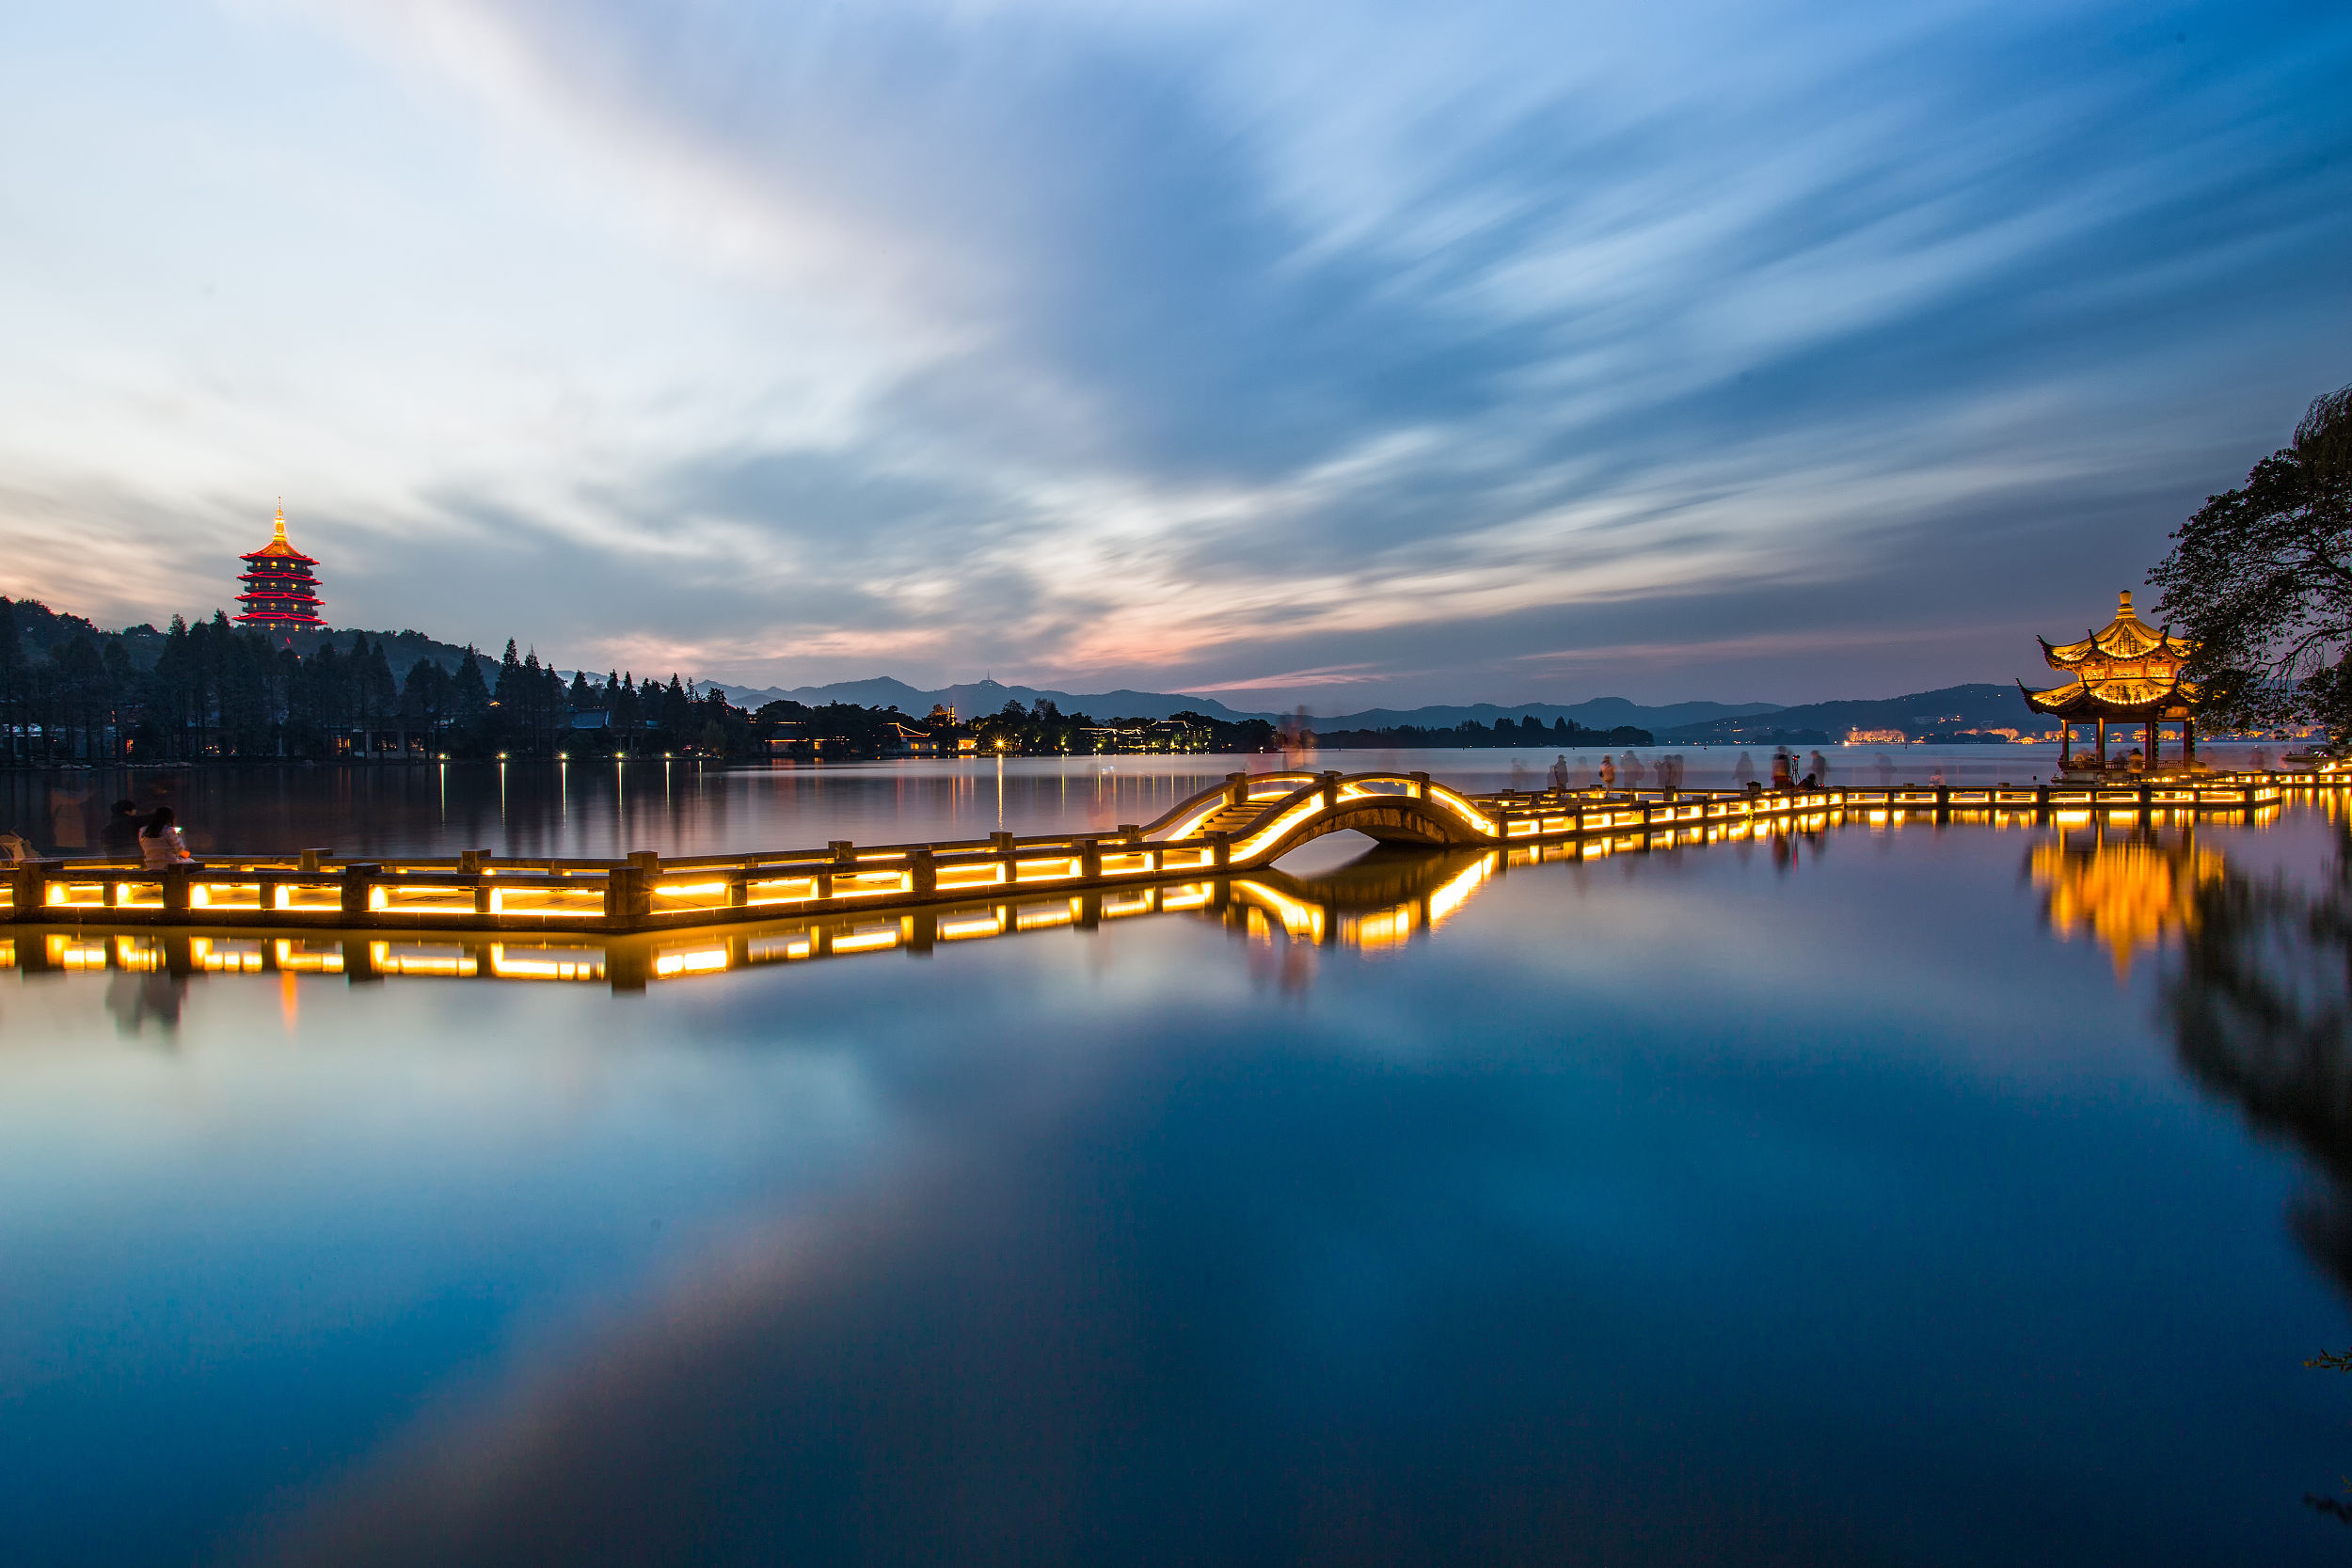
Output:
top-left (0, 597), bottom-right (1286, 764)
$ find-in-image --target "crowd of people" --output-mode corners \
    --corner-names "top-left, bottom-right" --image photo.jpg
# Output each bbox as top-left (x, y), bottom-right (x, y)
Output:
top-left (1537, 747), bottom-right (1831, 793)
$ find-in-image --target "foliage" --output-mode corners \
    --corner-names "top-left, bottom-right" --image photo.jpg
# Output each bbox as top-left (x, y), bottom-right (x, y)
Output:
top-left (2149, 384), bottom-right (2352, 743)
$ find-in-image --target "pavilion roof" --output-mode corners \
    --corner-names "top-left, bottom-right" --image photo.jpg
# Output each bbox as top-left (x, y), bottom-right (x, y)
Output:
top-left (2041, 590), bottom-right (2194, 670)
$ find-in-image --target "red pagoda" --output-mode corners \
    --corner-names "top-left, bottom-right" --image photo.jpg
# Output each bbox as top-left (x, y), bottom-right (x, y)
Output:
top-left (232, 503), bottom-right (325, 628)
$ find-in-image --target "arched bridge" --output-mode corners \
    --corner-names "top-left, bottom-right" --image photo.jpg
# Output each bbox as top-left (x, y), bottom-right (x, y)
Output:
top-left (1141, 770), bottom-right (1498, 866)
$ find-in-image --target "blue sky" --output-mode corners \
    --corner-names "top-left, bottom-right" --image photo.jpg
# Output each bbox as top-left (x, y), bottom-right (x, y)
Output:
top-left (1, 0), bottom-right (2346, 706)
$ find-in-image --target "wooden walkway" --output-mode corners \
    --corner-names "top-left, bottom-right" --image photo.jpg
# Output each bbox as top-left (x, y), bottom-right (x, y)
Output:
top-left (0, 768), bottom-right (2307, 952)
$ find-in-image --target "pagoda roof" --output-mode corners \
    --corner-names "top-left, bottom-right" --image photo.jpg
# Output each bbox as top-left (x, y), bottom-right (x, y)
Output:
top-left (241, 504), bottom-right (317, 565)
top-left (2019, 675), bottom-right (2199, 721)
top-left (2041, 590), bottom-right (2193, 670)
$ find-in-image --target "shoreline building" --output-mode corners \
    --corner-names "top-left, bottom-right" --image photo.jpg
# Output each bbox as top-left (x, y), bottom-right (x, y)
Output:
top-left (232, 503), bottom-right (325, 630)
top-left (2021, 590), bottom-right (2197, 772)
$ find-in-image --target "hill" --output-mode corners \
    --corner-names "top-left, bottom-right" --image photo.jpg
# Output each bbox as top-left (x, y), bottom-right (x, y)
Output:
top-left (1662, 684), bottom-right (2035, 744)
top-left (707, 677), bottom-right (1781, 731)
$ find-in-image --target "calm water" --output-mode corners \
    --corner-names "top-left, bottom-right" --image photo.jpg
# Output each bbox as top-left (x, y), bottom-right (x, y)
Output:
top-left (4, 755), bottom-right (2349, 1565)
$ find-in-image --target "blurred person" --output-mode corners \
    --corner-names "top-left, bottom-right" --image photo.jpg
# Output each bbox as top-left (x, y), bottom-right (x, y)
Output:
top-left (1874, 752), bottom-right (1895, 787)
top-left (1598, 754), bottom-right (1617, 789)
top-left (1808, 750), bottom-right (1829, 787)
top-left (1621, 751), bottom-right (1646, 788)
top-left (1771, 749), bottom-right (1794, 790)
top-left (48, 782), bottom-right (89, 851)
top-left (1733, 751), bottom-right (1757, 787)
top-left (99, 799), bottom-right (142, 857)
top-left (1549, 754), bottom-right (1569, 791)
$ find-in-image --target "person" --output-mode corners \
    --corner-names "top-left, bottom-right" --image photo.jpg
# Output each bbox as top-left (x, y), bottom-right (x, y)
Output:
top-left (1808, 750), bottom-right (1829, 787)
top-left (1873, 752), bottom-right (1895, 787)
top-left (99, 799), bottom-right (142, 858)
top-left (2127, 747), bottom-right (2146, 774)
top-left (1771, 749), bottom-right (1794, 790)
top-left (139, 807), bottom-right (194, 869)
top-left (1597, 754), bottom-right (1617, 789)
top-left (1, 829), bottom-right (33, 863)
top-left (1732, 751), bottom-right (1756, 787)
top-left (1798, 771), bottom-right (1819, 788)
top-left (1549, 754), bottom-right (1569, 791)
top-left (1620, 751), bottom-right (1646, 788)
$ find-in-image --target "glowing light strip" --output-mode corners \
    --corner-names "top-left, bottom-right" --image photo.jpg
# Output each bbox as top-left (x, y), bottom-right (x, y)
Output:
top-left (938, 911), bottom-right (1008, 940)
top-left (832, 927), bottom-right (900, 953)
top-left (1233, 881), bottom-right (1325, 942)
top-left (1231, 797), bottom-right (1326, 862)
top-left (489, 945), bottom-right (605, 980)
top-left (1427, 855), bottom-right (1495, 923)
top-left (1422, 785), bottom-right (1496, 836)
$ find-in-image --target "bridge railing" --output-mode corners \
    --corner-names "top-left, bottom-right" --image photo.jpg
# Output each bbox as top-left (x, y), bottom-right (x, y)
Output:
top-left (0, 771), bottom-right (2306, 931)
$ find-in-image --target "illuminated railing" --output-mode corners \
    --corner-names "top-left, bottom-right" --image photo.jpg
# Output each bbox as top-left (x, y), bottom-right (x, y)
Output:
top-left (0, 770), bottom-right (2324, 942)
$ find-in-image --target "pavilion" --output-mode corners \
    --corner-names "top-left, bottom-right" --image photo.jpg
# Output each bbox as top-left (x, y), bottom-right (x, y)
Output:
top-left (2021, 590), bottom-right (2199, 774)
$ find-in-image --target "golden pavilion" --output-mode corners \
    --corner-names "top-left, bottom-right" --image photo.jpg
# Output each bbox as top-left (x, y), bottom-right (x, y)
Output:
top-left (2022, 590), bottom-right (2198, 772)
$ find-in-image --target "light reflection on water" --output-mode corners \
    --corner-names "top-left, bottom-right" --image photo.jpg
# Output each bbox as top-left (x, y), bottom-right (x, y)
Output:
top-left (4, 790), bottom-right (2351, 1565)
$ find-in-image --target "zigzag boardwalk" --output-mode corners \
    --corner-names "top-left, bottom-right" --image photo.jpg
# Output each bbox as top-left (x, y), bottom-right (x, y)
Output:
top-left (0, 768), bottom-right (2310, 958)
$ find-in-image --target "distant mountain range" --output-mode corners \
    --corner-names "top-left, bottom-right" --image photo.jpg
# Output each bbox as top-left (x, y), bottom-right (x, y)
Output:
top-left (1659, 684), bottom-right (2033, 742)
top-left (704, 676), bottom-right (1785, 733)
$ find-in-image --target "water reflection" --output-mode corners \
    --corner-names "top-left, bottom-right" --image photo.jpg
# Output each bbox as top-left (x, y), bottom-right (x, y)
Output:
top-left (2032, 821), bottom-right (2226, 977)
top-left (2164, 816), bottom-right (2352, 1298)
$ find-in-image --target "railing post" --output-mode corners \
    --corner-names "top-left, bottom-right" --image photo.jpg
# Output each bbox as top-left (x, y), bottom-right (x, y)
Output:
top-left (1118, 823), bottom-right (1140, 842)
top-left (604, 866), bottom-right (644, 927)
top-left (1079, 839), bottom-right (1103, 881)
top-left (301, 847), bottom-right (332, 874)
top-left (1208, 830), bottom-right (1231, 869)
top-left (1225, 771), bottom-right (1248, 806)
top-left (6, 859), bottom-right (49, 924)
top-left (161, 863), bottom-right (192, 917)
top-left (1321, 771), bottom-right (1340, 810)
top-left (1409, 771), bottom-right (1429, 800)
top-left (909, 848), bottom-right (937, 897)
top-left (340, 863), bottom-right (379, 921)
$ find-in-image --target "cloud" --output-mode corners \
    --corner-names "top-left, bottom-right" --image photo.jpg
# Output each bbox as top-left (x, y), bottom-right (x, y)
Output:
top-left (1, 0), bottom-right (2347, 703)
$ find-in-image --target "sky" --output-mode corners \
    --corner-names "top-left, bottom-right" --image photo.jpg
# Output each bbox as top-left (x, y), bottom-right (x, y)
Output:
top-left (1, 0), bottom-right (2347, 709)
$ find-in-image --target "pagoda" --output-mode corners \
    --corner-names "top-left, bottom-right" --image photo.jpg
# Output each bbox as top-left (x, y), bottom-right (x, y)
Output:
top-left (232, 503), bottom-right (326, 629)
top-left (2021, 590), bottom-right (2198, 773)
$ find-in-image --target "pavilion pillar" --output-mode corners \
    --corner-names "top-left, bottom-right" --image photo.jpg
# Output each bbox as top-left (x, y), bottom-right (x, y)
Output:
top-left (2058, 722), bottom-right (2072, 769)
top-left (2184, 719), bottom-right (2197, 768)
top-left (2095, 718), bottom-right (2106, 767)
top-left (2145, 719), bottom-right (2157, 768)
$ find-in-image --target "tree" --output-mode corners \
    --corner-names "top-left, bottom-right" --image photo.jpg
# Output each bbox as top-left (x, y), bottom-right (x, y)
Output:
top-left (2150, 384), bottom-right (2352, 742)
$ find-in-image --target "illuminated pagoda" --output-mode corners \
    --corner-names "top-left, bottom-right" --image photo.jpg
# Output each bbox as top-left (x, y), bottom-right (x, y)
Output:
top-left (2021, 590), bottom-right (2198, 773)
top-left (232, 502), bottom-right (326, 630)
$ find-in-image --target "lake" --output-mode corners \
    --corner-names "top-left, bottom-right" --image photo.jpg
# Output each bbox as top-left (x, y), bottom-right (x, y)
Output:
top-left (3, 750), bottom-right (2346, 1565)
